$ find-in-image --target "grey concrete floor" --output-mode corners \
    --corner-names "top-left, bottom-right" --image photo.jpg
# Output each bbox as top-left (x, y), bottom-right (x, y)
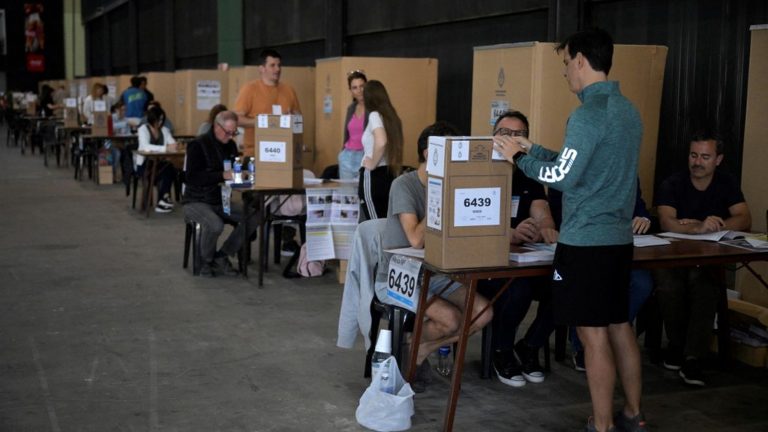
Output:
top-left (1, 132), bottom-right (767, 432)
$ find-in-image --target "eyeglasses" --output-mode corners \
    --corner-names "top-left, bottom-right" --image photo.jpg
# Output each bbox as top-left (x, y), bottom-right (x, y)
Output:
top-left (347, 69), bottom-right (366, 77)
top-left (493, 127), bottom-right (529, 138)
top-left (216, 121), bottom-right (239, 137)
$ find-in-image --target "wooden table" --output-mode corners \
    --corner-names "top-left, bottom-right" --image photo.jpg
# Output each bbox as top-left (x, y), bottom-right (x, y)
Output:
top-left (406, 239), bottom-right (768, 432)
top-left (80, 134), bottom-right (139, 183)
top-left (56, 125), bottom-right (91, 168)
top-left (135, 149), bottom-right (186, 218)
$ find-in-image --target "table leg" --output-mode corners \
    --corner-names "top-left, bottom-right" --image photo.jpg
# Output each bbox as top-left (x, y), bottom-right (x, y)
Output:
top-left (407, 270), bottom-right (432, 382)
top-left (258, 193), bottom-right (267, 287)
top-left (241, 192), bottom-right (251, 279)
top-left (442, 277), bottom-right (477, 432)
top-left (145, 159), bottom-right (158, 218)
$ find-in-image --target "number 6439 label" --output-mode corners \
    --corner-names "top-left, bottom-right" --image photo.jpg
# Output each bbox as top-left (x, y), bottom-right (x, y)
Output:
top-left (386, 254), bottom-right (422, 313)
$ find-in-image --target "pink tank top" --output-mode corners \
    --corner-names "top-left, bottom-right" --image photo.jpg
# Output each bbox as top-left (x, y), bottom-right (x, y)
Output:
top-left (344, 114), bottom-right (364, 151)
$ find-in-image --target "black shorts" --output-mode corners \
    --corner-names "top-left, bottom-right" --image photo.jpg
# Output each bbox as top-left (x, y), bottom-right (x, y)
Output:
top-left (551, 242), bottom-right (632, 327)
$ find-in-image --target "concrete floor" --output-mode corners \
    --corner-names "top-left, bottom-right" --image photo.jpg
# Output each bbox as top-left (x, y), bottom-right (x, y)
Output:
top-left (1, 132), bottom-right (767, 432)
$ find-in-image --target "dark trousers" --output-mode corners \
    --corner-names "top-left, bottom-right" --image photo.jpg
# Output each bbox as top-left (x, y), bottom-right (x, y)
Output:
top-left (654, 266), bottom-right (720, 359)
top-left (183, 202), bottom-right (259, 263)
top-left (358, 166), bottom-right (395, 221)
top-left (479, 276), bottom-right (554, 351)
top-left (137, 160), bottom-right (177, 203)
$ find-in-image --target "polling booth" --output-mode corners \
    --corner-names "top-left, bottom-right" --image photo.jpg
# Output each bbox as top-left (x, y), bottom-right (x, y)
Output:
top-left (314, 57), bottom-right (438, 176)
top-left (737, 24), bottom-right (768, 313)
top-left (142, 72), bottom-right (176, 127)
top-left (471, 42), bottom-right (667, 203)
top-left (239, 66), bottom-right (316, 170)
top-left (173, 69), bottom-right (228, 136)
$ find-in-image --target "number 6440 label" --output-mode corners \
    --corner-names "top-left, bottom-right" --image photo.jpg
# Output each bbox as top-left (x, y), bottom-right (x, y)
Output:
top-left (386, 254), bottom-right (422, 313)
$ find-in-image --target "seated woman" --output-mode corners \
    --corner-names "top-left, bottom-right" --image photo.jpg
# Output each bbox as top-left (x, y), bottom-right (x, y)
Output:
top-left (133, 105), bottom-right (178, 213)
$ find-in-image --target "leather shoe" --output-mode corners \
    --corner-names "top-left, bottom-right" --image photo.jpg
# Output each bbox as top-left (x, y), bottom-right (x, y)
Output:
top-left (212, 256), bottom-right (239, 276)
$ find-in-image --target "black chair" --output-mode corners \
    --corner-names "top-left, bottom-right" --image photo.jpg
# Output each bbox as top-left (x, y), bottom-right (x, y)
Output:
top-left (39, 120), bottom-right (60, 167)
top-left (320, 164), bottom-right (339, 180)
top-left (183, 217), bottom-right (241, 276)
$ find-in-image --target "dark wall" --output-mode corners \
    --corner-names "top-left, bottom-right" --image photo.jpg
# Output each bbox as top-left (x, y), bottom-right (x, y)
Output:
top-left (0, 0), bottom-right (65, 92)
top-left (81, 0), bottom-right (768, 185)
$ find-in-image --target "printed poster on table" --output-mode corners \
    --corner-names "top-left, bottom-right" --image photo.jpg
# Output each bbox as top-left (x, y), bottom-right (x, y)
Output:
top-left (305, 188), bottom-right (358, 261)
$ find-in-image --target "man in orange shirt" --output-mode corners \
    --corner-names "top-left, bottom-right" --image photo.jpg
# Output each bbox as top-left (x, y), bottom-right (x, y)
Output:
top-left (233, 49), bottom-right (302, 157)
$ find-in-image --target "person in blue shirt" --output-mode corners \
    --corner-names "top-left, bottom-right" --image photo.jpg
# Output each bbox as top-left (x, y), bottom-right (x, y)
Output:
top-left (121, 76), bottom-right (148, 124)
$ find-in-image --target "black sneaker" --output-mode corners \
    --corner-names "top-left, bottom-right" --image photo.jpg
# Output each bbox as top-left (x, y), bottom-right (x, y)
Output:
top-left (411, 358), bottom-right (432, 393)
top-left (514, 340), bottom-right (545, 383)
top-left (212, 256), bottom-right (239, 277)
top-left (199, 263), bottom-right (215, 278)
top-left (679, 358), bottom-right (705, 386)
top-left (614, 411), bottom-right (649, 432)
top-left (572, 350), bottom-right (586, 372)
top-left (492, 349), bottom-right (526, 388)
top-left (663, 346), bottom-right (683, 371)
top-left (281, 240), bottom-right (300, 257)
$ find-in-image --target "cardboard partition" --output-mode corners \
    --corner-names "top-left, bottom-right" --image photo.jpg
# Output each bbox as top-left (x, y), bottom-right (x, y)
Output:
top-left (226, 66), bottom-right (247, 108)
top-left (253, 114), bottom-right (303, 188)
top-left (173, 69), bottom-right (228, 136)
top-left (737, 25), bottom-right (768, 308)
top-left (424, 136), bottom-right (513, 269)
top-left (471, 42), bottom-right (667, 203)
top-left (239, 66), bottom-right (316, 172)
top-left (142, 72), bottom-right (176, 128)
top-left (314, 56), bottom-right (438, 176)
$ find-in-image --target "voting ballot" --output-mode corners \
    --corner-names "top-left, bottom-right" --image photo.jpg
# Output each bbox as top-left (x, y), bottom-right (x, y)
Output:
top-left (424, 136), bottom-right (513, 269)
top-left (253, 114), bottom-right (303, 188)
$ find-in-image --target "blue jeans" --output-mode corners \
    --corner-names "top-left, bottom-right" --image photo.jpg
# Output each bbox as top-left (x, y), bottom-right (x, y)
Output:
top-left (338, 148), bottom-right (364, 179)
top-left (570, 269), bottom-right (653, 352)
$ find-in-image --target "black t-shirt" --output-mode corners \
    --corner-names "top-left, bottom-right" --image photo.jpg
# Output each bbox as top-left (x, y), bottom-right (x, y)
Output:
top-left (654, 170), bottom-right (745, 220)
top-left (510, 168), bottom-right (547, 228)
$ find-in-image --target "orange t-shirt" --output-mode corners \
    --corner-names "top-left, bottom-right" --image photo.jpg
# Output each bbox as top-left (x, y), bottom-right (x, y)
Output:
top-left (233, 80), bottom-right (301, 157)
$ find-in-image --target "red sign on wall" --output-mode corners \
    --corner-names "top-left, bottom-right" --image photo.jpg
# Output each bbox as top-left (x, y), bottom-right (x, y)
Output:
top-left (24, 3), bottom-right (45, 73)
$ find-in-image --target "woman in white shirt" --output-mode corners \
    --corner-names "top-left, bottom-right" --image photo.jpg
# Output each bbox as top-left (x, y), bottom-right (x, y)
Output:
top-left (134, 105), bottom-right (178, 213)
top-left (358, 80), bottom-right (403, 221)
top-left (82, 83), bottom-right (105, 125)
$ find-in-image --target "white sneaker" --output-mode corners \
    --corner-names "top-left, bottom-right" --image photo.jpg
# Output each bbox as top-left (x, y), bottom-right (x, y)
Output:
top-left (157, 197), bottom-right (174, 210)
top-left (154, 205), bottom-right (172, 213)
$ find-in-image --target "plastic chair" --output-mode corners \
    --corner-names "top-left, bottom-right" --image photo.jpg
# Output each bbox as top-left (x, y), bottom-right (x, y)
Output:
top-left (183, 217), bottom-right (241, 276)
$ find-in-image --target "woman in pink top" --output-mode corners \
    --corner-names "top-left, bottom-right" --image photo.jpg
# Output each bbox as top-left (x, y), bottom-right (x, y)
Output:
top-left (337, 71), bottom-right (368, 179)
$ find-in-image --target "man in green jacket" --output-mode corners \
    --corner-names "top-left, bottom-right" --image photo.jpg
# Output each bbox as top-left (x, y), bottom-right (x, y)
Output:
top-left (494, 28), bottom-right (646, 432)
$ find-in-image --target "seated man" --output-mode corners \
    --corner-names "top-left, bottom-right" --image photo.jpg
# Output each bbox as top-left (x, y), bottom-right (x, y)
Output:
top-left (478, 111), bottom-right (559, 388)
top-left (182, 110), bottom-right (259, 277)
top-left (654, 131), bottom-right (751, 386)
top-left (379, 121), bottom-right (493, 392)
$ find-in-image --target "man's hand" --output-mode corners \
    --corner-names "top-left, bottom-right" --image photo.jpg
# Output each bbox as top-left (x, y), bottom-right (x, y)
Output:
top-left (540, 227), bottom-right (559, 244)
top-left (692, 215), bottom-right (725, 233)
top-left (492, 135), bottom-right (530, 163)
top-left (632, 216), bottom-right (651, 234)
top-left (512, 218), bottom-right (542, 244)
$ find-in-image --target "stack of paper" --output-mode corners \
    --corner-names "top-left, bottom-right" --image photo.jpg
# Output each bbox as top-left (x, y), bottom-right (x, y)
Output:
top-left (658, 230), bottom-right (748, 242)
top-left (633, 235), bottom-right (671, 247)
top-left (509, 243), bottom-right (555, 263)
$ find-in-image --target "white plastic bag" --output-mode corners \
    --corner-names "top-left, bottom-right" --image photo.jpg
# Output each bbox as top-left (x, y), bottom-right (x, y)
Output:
top-left (355, 356), bottom-right (414, 431)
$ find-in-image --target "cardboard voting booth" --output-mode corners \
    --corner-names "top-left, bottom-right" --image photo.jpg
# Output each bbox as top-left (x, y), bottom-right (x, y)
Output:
top-left (142, 72), bottom-right (176, 127)
top-left (314, 57), bottom-right (438, 175)
top-left (173, 70), bottom-right (228, 136)
top-left (736, 24), bottom-right (768, 308)
top-left (234, 66), bottom-right (316, 171)
top-left (253, 114), bottom-right (303, 188)
top-left (471, 42), bottom-right (666, 203)
top-left (424, 136), bottom-right (513, 269)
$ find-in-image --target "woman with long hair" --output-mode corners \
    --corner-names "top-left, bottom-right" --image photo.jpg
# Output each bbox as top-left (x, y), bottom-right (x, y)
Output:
top-left (358, 80), bottom-right (403, 221)
top-left (338, 70), bottom-right (367, 179)
top-left (134, 105), bottom-right (179, 213)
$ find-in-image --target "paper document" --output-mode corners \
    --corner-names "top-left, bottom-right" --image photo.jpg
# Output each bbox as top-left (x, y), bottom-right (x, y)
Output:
top-left (633, 235), bottom-right (671, 247)
top-left (658, 230), bottom-right (746, 242)
top-left (509, 243), bottom-right (555, 263)
top-left (331, 178), bottom-right (359, 184)
top-left (384, 247), bottom-right (425, 259)
top-left (305, 187), bottom-right (358, 261)
top-left (303, 177), bottom-right (324, 185)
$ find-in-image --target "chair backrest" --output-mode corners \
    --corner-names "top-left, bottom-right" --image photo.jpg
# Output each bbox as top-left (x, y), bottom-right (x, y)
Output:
top-left (352, 219), bottom-right (391, 302)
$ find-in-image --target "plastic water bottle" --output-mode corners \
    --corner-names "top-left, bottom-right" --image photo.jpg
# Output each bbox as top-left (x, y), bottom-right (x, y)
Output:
top-left (221, 184), bottom-right (231, 215)
top-left (233, 157), bottom-right (242, 184)
top-left (370, 329), bottom-right (392, 378)
top-left (247, 157), bottom-right (255, 182)
top-left (436, 346), bottom-right (452, 377)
